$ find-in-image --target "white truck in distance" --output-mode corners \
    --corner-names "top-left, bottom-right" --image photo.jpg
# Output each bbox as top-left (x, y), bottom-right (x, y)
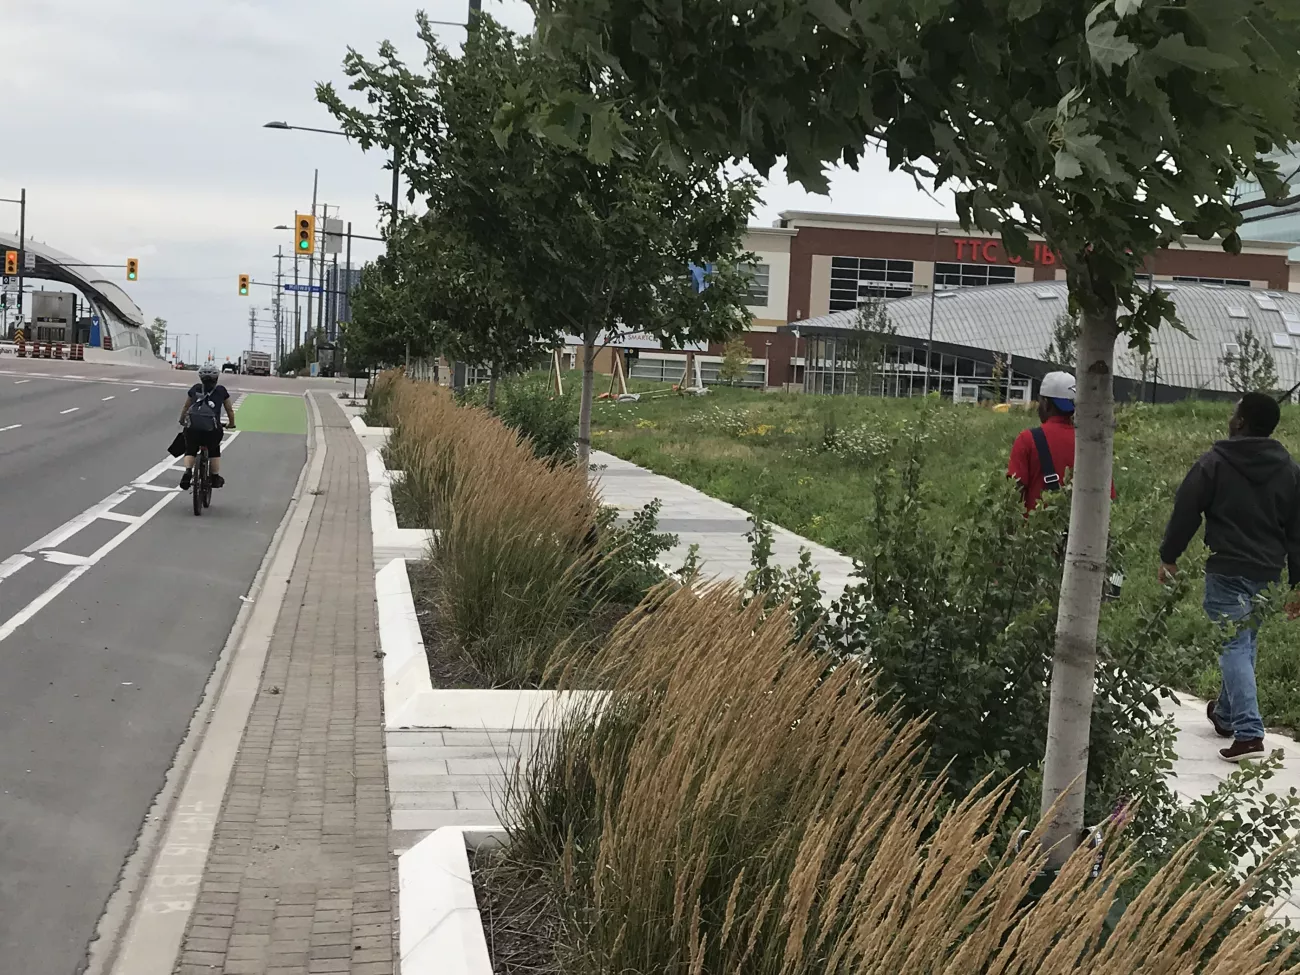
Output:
top-left (242, 350), bottom-right (272, 376)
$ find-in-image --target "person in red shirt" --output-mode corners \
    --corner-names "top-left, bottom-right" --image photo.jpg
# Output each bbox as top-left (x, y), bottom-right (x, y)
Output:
top-left (1008, 371), bottom-right (1116, 513)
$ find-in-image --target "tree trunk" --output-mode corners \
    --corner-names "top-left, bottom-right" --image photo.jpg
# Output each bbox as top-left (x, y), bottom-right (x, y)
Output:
top-left (1039, 299), bottom-right (1119, 869)
top-left (577, 338), bottom-right (595, 470)
top-left (487, 364), bottom-right (498, 408)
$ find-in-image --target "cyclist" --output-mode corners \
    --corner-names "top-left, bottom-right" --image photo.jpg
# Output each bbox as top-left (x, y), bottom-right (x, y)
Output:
top-left (179, 361), bottom-right (236, 490)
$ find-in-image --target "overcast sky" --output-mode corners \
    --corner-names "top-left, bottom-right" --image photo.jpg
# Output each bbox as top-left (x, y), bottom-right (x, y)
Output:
top-left (0, 0), bottom-right (953, 362)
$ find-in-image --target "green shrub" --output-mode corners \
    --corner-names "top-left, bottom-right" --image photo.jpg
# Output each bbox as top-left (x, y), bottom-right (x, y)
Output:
top-left (497, 374), bottom-right (578, 462)
top-left (743, 407), bottom-right (1300, 908)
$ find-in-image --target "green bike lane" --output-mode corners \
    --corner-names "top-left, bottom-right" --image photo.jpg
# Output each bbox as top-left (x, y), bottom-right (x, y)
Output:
top-left (0, 383), bottom-right (308, 975)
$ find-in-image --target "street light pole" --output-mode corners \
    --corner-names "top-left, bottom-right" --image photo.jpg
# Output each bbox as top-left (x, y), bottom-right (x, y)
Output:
top-left (924, 223), bottom-right (939, 397)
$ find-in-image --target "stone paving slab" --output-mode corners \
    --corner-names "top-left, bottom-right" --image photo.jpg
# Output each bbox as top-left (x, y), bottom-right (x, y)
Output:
top-left (174, 394), bottom-right (395, 975)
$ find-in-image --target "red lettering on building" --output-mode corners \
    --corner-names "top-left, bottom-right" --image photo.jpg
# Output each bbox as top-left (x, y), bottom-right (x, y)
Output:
top-left (953, 236), bottom-right (1059, 266)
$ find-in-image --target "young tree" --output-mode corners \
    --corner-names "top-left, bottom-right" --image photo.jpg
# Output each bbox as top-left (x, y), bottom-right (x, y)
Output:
top-left (1042, 312), bottom-right (1080, 372)
top-left (717, 335), bottom-right (750, 385)
top-left (1222, 330), bottom-right (1279, 393)
top-left (147, 317), bottom-right (167, 358)
top-left (322, 15), bottom-right (757, 469)
top-left (527, 0), bottom-right (1300, 861)
top-left (847, 297), bottom-right (895, 395)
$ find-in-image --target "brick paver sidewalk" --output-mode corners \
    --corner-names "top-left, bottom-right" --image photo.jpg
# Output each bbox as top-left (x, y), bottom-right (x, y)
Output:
top-left (176, 393), bottom-right (394, 975)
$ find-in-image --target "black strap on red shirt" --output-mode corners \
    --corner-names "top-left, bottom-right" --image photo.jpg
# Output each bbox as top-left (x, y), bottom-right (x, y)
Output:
top-left (1030, 426), bottom-right (1060, 491)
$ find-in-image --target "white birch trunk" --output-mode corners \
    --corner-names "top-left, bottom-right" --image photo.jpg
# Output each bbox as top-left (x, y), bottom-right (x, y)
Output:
top-left (1039, 300), bottom-right (1118, 868)
top-left (577, 337), bottom-right (595, 471)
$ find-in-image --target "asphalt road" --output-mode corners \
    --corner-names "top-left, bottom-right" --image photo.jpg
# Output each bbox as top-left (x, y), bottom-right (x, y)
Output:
top-left (0, 367), bottom-right (308, 974)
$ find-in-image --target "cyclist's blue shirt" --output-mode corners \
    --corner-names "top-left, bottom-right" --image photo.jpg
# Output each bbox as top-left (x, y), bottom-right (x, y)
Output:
top-left (188, 383), bottom-right (230, 408)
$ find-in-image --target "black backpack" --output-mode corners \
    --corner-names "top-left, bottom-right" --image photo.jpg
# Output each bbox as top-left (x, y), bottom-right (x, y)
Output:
top-left (188, 389), bottom-right (221, 432)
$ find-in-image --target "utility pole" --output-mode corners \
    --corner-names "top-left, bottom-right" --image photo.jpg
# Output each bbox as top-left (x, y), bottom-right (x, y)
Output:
top-left (273, 245), bottom-right (286, 364)
top-left (315, 203), bottom-right (331, 349)
top-left (304, 169), bottom-right (318, 351)
top-left (248, 307), bottom-right (257, 353)
top-left (16, 188), bottom-right (26, 327)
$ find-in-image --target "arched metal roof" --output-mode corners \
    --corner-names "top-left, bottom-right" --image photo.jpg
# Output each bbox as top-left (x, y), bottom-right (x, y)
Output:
top-left (0, 233), bottom-right (149, 354)
top-left (795, 281), bottom-right (1300, 394)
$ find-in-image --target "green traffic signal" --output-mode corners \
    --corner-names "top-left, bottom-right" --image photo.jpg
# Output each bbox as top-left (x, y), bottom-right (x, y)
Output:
top-left (298, 238), bottom-right (310, 251)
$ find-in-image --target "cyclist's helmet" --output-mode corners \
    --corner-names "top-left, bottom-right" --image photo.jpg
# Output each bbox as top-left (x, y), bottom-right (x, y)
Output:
top-left (198, 361), bottom-right (220, 389)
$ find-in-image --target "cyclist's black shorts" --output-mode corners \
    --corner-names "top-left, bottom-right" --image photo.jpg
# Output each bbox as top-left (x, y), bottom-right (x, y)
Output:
top-left (183, 427), bottom-right (222, 458)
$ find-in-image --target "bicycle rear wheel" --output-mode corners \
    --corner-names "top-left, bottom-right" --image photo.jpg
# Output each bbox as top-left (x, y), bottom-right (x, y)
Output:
top-left (192, 451), bottom-right (204, 516)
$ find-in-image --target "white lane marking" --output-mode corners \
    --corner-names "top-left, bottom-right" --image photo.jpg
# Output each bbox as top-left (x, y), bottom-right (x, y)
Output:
top-left (138, 380), bottom-right (156, 385)
top-left (14, 379), bottom-right (30, 384)
top-left (63, 374), bottom-right (80, 379)
top-left (130, 387), bottom-right (140, 392)
top-left (99, 511), bottom-right (142, 525)
top-left (0, 423), bottom-right (20, 432)
top-left (0, 554), bottom-right (33, 583)
top-left (0, 437), bottom-right (245, 646)
top-left (27, 372), bottom-right (49, 377)
top-left (0, 491), bottom-right (177, 644)
top-left (167, 382), bottom-right (186, 387)
top-left (42, 551), bottom-right (90, 566)
top-left (102, 395), bottom-right (116, 401)
top-left (60, 407), bottom-right (80, 414)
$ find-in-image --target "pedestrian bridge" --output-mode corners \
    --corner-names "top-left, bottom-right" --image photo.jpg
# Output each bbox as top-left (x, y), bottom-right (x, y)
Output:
top-left (0, 233), bottom-right (152, 358)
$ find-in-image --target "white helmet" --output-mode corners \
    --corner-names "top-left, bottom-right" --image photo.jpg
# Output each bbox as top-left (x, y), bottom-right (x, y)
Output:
top-left (198, 361), bottom-right (220, 383)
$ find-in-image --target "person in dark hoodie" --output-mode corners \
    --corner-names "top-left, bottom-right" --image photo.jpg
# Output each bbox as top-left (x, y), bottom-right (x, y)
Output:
top-left (1159, 392), bottom-right (1300, 763)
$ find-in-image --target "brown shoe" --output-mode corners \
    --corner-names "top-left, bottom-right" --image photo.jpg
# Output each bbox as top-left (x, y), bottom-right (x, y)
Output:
top-left (1207, 699), bottom-right (1233, 739)
top-left (1219, 738), bottom-right (1265, 763)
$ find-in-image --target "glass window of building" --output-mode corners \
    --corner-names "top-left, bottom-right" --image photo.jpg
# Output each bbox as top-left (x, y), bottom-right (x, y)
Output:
top-left (1172, 275), bottom-right (1251, 288)
top-left (829, 257), bottom-right (914, 310)
top-left (745, 263), bottom-right (771, 305)
top-left (934, 262), bottom-right (1016, 290)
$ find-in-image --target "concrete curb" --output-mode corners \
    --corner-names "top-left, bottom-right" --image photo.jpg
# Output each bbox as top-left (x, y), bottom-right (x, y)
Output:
top-left (399, 827), bottom-right (505, 975)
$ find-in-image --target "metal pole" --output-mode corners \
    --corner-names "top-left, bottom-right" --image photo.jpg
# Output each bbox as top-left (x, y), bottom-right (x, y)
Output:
top-left (249, 307), bottom-right (256, 353)
top-left (924, 222), bottom-right (938, 396)
top-left (315, 205), bottom-right (328, 348)
top-left (293, 248), bottom-right (300, 363)
top-left (16, 188), bottom-right (26, 328)
top-left (304, 169), bottom-right (318, 351)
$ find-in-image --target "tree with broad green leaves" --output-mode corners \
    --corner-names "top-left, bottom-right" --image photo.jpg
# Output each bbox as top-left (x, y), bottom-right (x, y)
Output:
top-left (321, 15), bottom-right (758, 469)
top-left (521, 0), bottom-right (1300, 864)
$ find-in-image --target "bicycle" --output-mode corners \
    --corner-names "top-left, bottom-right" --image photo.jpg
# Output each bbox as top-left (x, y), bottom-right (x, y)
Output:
top-left (188, 420), bottom-right (229, 517)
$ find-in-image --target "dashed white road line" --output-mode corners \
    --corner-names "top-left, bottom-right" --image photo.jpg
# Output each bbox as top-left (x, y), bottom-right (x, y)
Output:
top-left (0, 439), bottom-right (239, 644)
top-left (0, 423), bottom-right (20, 432)
top-left (130, 387), bottom-right (140, 392)
top-left (60, 407), bottom-right (80, 415)
top-left (167, 382), bottom-right (186, 387)
top-left (14, 379), bottom-right (30, 385)
top-left (102, 395), bottom-right (116, 401)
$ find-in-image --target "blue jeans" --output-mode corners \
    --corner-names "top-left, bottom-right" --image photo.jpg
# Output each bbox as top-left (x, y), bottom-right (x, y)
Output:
top-left (1205, 573), bottom-right (1268, 741)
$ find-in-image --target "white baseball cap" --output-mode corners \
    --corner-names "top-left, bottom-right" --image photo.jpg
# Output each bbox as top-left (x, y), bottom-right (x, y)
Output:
top-left (1040, 371), bottom-right (1076, 412)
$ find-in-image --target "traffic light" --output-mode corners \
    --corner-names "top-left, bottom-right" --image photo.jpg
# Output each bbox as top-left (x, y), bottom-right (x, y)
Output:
top-left (295, 213), bottom-right (316, 255)
top-left (3, 251), bottom-right (16, 275)
top-left (238, 274), bottom-right (250, 296)
top-left (126, 258), bottom-right (139, 281)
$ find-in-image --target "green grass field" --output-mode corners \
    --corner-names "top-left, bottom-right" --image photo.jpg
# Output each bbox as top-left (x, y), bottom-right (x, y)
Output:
top-left (234, 393), bottom-right (308, 435)
top-left (590, 387), bottom-right (1300, 730)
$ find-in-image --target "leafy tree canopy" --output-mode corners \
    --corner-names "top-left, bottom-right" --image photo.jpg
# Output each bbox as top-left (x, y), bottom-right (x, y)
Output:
top-left (528, 0), bottom-right (1300, 336)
